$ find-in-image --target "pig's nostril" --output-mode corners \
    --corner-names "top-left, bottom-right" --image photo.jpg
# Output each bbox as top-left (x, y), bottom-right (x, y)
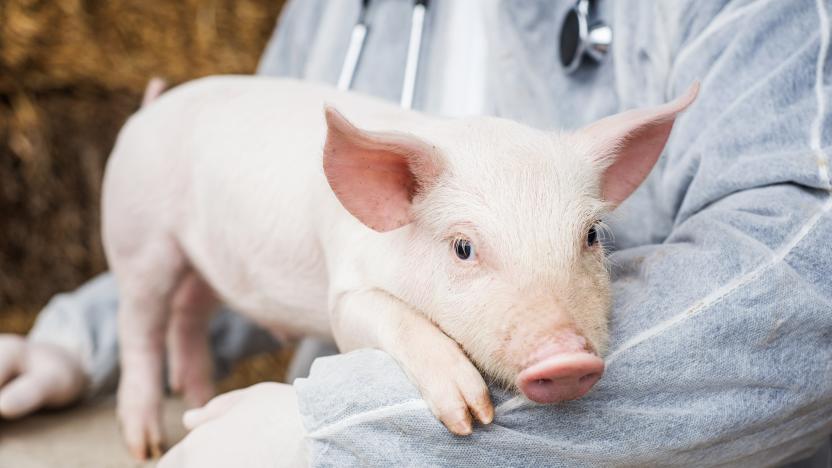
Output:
top-left (532, 372), bottom-right (597, 391)
top-left (579, 372), bottom-right (601, 383)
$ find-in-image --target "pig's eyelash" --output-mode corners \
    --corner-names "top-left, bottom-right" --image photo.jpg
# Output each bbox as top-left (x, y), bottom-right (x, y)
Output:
top-left (593, 221), bottom-right (615, 261)
top-left (445, 231), bottom-right (485, 266)
top-left (442, 223), bottom-right (480, 245)
top-left (595, 220), bottom-right (614, 244)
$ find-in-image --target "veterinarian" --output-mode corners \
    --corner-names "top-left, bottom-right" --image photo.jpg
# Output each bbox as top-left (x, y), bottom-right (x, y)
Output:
top-left (1, 1), bottom-right (830, 466)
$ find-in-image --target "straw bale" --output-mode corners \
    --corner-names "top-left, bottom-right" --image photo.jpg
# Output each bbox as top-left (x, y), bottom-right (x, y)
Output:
top-left (0, 0), bottom-right (287, 386)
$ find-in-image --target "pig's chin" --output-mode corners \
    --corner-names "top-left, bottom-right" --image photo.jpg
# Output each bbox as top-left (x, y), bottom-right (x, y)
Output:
top-left (485, 329), bottom-right (605, 404)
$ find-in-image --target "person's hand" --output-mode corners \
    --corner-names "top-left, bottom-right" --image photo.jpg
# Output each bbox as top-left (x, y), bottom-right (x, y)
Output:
top-left (0, 334), bottom-right (87, 418)
top-left (158, 382), bottom-right (308, 468)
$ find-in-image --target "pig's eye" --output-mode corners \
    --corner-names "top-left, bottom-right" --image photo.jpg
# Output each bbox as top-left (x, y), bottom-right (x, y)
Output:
top-left (453, 237), bottom-right (476, 261)
top-left (586, 225), bottom-right (599, 247)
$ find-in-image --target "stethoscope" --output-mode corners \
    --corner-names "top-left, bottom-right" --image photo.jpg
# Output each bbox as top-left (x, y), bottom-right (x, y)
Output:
top-left (337, 0), bottom-right (611, 107)
top-left (337, 0), bottom-right (429, 108)
top-left (559, 0), bottom-right (612, 74)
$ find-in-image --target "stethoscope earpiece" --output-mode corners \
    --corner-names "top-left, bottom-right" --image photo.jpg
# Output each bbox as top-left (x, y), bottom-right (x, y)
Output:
top-left (559, 0), bottom-right (612, 74)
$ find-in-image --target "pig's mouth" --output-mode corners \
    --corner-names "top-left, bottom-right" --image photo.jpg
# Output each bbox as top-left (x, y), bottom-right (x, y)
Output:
top-left (447, 317), bottom-right (605, 403)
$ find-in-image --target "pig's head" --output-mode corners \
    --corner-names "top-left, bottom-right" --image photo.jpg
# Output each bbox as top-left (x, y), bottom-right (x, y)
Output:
top-left (323, 83), bottom-right (698, 403)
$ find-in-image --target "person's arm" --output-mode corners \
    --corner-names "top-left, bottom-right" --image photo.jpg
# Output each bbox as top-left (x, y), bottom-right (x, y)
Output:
top-left (24, 273), bottom-right (122, 396)
top-left (160, 0), bottom-right (830, 465)
top-left (289, 1), bottom-right (832, 466)
top-left (0, 273), bottom-right (120, 418)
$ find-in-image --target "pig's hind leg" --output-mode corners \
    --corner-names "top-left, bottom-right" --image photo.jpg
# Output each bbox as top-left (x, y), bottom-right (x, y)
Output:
top-left (111, 236), bottom-right (187, 460)
top-left (166, 270), bottom-right (218, 408)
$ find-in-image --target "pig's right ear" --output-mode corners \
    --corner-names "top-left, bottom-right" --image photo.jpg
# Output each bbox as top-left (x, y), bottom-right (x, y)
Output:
top-left (580, 82), bottom-right (699, 207)
top-left (323, 106), bottom-right (443, 232)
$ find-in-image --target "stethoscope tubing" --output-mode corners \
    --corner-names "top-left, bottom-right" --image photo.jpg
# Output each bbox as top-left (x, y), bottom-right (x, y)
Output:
top-left (400, 0), bottom-right (429, 109)
top-left (337, 0), bottom-right (610, 104)
top-left (337, 0), bottom-right (429, 110)
top-left (337, 0), bottom-right (371, 90)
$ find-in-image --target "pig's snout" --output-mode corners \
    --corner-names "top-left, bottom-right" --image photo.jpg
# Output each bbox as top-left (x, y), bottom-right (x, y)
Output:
top-left (516, 352), bottom-right (604, 403)
top-left (514, 329), bottom-right (604, 403)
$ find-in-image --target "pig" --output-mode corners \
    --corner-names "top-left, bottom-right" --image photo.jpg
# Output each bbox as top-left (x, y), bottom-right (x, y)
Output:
top-left (102, 76), bottom-right (698, 459)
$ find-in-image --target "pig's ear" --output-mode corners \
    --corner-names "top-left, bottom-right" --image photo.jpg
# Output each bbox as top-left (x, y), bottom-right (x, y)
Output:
top-left (580, 82), bottom-right (699, 206)
top-left (323, 105), bottom-right (443, 232)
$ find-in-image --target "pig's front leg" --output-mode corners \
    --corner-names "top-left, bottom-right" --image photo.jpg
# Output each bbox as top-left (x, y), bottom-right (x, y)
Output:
top-left (330, 289), bottom-right (494, 435)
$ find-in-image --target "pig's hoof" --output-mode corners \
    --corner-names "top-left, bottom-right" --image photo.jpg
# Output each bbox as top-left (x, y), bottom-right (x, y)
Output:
top-left (118, 411), bottom-right (166, 460)
top-left (436, 395), bottom-right (492, 436)
top-left (422, 373), bottom-right (494, 436)
top-left (150, 441), bottom-right (165, 459)
top-left (124, 429), bottom-right (166, 460)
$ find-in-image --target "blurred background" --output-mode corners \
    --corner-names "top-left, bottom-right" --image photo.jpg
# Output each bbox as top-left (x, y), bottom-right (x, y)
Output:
top-left (0, 0), bottom-right (290, 389)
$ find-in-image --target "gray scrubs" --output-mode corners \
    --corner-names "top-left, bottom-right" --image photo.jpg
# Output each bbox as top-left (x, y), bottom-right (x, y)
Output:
top-left (29, 0), bottom-right (832, 466)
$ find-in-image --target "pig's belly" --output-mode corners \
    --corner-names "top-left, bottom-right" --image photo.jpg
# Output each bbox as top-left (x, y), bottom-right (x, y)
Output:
top-left (178, 227), bottom-right (333, 339)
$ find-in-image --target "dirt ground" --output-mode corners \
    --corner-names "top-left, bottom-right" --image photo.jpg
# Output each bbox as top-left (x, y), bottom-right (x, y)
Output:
top-left (0, 396), bottom-right (189, 467)
top-left (0, 0), bottom-right (290, 387)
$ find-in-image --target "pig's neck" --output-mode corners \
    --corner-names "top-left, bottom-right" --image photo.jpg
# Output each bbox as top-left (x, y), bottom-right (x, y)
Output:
top-left (331, 223), bottom-right (427, 311)
top-left (370, 226), bottom-right (437, 315)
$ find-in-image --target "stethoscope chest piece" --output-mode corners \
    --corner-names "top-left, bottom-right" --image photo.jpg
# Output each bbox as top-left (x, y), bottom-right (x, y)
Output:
top-left (559, 0), bottom-right (612, 74)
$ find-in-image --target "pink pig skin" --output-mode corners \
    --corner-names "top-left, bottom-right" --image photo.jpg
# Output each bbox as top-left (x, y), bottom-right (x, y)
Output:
top-left (102, 76), bottom-right (697, 459)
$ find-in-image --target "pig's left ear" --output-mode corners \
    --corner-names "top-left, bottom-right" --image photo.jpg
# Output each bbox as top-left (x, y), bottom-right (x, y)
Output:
top-left (323, 105), bottom-right (443, 232)
top-left (580, 82), bottom-right (699, 206)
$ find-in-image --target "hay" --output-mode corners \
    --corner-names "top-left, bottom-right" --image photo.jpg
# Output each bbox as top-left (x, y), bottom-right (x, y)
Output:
top-left (0, 0), bottom-right (285, 92)
top-left (0, 0), bottom-right (288, 386)
top-left (0, 0), bottom-right (284, 317)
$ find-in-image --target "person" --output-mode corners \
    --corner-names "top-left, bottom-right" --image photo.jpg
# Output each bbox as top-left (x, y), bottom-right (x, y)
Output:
top-left (1, 0), bottom-right (831, 466)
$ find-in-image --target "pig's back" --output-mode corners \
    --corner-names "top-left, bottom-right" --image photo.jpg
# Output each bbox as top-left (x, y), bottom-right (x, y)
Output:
top-left (115, 76), bottom-right (410, 335)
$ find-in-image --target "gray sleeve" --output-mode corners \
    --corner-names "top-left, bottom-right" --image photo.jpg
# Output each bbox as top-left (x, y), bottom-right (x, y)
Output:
top-left (28, 273), bottom-right (280, 397)
top-left (294, 1), bottom-right (832, 466)
top-left (297, 186), bottom-right (832, 467)
top-left (28, 274), bottom-right (122, 397)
